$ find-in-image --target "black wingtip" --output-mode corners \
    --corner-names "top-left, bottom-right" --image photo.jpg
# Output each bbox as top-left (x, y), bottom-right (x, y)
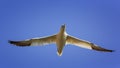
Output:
top-left (104, 49), bottom-right (114, 52)
top-left (8, 40), bottom-right (17, 44)
top-left (8, 40), bottom-right (14, 44)
top-left (109, 50), bottom-right (115, 52)
top-left (8, 40), bottom-right (31, 46)
top-left (8, 40), bottom-right (18, 45)
top-left (91, 45), bottom-right (114, 52)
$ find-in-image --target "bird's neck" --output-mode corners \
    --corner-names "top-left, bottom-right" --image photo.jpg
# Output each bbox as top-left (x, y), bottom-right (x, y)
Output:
top-left (59, 28), bottom-right (66, 35)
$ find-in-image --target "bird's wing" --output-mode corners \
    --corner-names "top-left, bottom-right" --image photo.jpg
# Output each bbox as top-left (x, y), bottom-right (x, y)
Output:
top-left (9, 35), bottom-right (56, 46)
top-left (66, 35), bottom-right (113, 52)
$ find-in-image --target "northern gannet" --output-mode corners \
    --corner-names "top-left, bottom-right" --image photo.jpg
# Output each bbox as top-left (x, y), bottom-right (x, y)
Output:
top-left (9, 24), bottom-right (113, 56)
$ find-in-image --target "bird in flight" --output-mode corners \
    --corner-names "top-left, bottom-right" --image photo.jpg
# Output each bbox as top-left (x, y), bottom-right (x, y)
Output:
top-left (9, 24), bottom-right (113, 56)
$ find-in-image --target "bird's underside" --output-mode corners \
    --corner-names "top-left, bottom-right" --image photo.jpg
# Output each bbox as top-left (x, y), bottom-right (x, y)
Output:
top-left (9, 25), bottom-right (114, 56)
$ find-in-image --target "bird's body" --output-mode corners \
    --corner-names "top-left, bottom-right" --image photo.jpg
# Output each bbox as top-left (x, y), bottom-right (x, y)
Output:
top-left (9, 24), bottom-right (113, 56)
top-left (56, 25), bottom-right (67, 56)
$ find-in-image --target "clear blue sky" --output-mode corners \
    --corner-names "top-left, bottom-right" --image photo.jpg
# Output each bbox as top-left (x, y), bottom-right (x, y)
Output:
top-left (0, 0), bottom-right (120, 68)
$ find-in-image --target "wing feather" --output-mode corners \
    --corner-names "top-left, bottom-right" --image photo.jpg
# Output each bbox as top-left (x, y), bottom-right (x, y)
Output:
top-left (9, 35), bottom-right (56, 46)
top-left (66, 35), bottom-right (113, 52)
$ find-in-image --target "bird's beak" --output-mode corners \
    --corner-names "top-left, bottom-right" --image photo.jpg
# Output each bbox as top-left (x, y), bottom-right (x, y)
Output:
top-left (61, 24), bottom-right (66, 28)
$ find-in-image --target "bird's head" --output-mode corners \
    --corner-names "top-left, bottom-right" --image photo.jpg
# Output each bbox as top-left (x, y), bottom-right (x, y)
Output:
top-left (59, 24), bottom-right (66, 33)
top-left (61, 24), bottom-right (66, 29)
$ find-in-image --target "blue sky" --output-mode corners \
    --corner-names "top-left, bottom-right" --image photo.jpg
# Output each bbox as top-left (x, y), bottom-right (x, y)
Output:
top-left (0, 0), bottom-right (120, 68)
